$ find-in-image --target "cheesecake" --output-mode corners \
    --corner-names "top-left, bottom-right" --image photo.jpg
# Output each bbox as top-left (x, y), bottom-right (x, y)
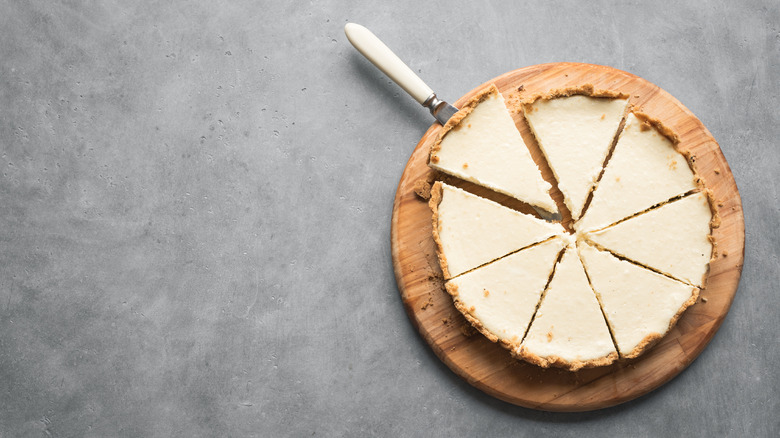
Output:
top-left (430, 181), bottom-right (565, 279)
top-left (429, 85), bottom-right (558, 213)
top-left (576, 113), bottom-right (700, 233)
top-left (425, 85), bottom-right (719, 371)
top-left (516, 245), bottom-right (617, 371)
top-left (523, 85), bottom-right (629, 220)
top-left (578, 241), bottom-right (699, 358)
top-left (445, 236), bottom-right (567, 348)
top-left (584, 191), bottom-right (717, 287)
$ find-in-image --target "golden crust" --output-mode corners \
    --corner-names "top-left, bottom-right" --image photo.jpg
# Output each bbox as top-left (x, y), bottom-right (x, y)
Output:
top-left (632, 111), bottom-right (680, 145)
top-left (703, 188), bottom-right (721, 230)
top-left (512, 347), bottom-right (618, 372)
top-left (428, 181), bottom-right (451, 280)
top-left (429, 84), bottom-right (500, 164)
top-left (623, 333), bottom-right (663, 359)
top-left (699, 188), bottom-right (720, 289)
top-left (520, 83), bottom-right (629, 105)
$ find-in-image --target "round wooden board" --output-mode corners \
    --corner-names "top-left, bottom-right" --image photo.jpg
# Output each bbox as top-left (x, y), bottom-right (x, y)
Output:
top-left (390, 63), bottom-right (745, 412)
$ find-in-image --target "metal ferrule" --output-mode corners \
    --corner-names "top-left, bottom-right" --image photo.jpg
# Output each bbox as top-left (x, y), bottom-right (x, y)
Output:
top-left (422, 93), bottom-right (443, 116)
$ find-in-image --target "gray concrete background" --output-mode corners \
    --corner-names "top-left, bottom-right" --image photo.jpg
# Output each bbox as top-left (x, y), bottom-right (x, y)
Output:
top-left (0, 1), bottom-right (777, 436)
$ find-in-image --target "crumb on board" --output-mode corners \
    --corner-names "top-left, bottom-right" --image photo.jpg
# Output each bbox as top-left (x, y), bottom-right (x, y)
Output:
top-left (722, 250), bottom-right (729, 257)
top-left (483, 289), bottom-right (490, 297)
top-left (462, 163), bottom-right (468, 169)
top-left (714, 168), bottom-right (721, 174)
top-left (701, 297), bottom-right (708, 303)
top-left (547, 331), bottom-right (553, 342)
top-left (517, 85), bottom-right (525, 91)
top-left (413, 179), bottom-right (432, 200)
top-left (460, 324), bottom-right (475, 337)
top-left (420, 294), bottom-right (434, 310)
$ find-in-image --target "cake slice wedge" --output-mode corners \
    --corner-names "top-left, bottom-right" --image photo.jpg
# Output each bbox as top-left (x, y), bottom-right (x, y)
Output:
top-left (575, 113), bottom-right (700, 233)
top-left (584, 191), bottom-right (717, 287)
top-left (523, 86), bottom-right (629, 220)
top-left (430, 182), bottom-right (565, 279)
top-left (578, 241), bottom-right (699, 359)
top-left (515, 245), bottom-right (617, 371)
top-left (445, 236), bottom-right (567, 348)
top-left (428, 85), bottom-right (557, 214)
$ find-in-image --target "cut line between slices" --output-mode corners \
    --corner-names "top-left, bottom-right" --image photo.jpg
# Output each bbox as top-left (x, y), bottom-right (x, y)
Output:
top-left (578, 242), bottom-right (626, 357)
top-left (446, 235), bottom-right (564, 281)
top-left (582, 239), bottom-right (702, 287)
top-left (581, 188), bottom-right (701, 235)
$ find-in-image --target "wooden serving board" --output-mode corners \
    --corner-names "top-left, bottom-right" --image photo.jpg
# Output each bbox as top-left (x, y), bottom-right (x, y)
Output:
top-left (390, 63), bottom-right (745, 412)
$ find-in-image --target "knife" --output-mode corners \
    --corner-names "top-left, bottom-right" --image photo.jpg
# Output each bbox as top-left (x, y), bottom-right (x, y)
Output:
top-left (344, 23), bottom-right (558, 221)
top-left (344, 23), bottom-right (458, 125)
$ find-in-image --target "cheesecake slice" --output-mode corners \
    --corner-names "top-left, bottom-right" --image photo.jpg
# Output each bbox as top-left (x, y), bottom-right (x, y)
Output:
top-left (430, 182), bottom-right (565, 279)
top-left (429, 85), bottom-right (557, 213)
top-left (578, 241), bottom-right (699, 358)
top-left (516, 245), bottom-right (617, 371)
top-left (446, 236), bottom-right (567, 348)
top-left (523, 86), bottom-right (629, 220)
top-left (585, 191), bottom-right (717, 287)
top-left (576, 113), bottom-right (700, 233)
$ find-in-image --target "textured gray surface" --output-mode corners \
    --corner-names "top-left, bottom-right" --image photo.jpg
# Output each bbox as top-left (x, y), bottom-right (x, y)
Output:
top-left (0, 0), bottom-right (778, 436)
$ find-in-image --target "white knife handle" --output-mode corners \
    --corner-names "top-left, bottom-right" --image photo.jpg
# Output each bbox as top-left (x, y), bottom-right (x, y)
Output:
top-left (345, 23), bottom-right (434, 105)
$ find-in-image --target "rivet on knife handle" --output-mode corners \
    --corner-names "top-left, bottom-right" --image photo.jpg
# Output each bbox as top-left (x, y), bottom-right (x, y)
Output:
top-left (345, 23), bottom-right (458, 125)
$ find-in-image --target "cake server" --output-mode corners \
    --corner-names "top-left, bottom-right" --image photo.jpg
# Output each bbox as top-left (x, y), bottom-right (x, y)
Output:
top-left (344, 23), bottom-right (559, 221)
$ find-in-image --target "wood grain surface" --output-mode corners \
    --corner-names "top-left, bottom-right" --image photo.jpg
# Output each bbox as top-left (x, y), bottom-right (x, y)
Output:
top-left (390, 63), bottom-right (745, 412)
